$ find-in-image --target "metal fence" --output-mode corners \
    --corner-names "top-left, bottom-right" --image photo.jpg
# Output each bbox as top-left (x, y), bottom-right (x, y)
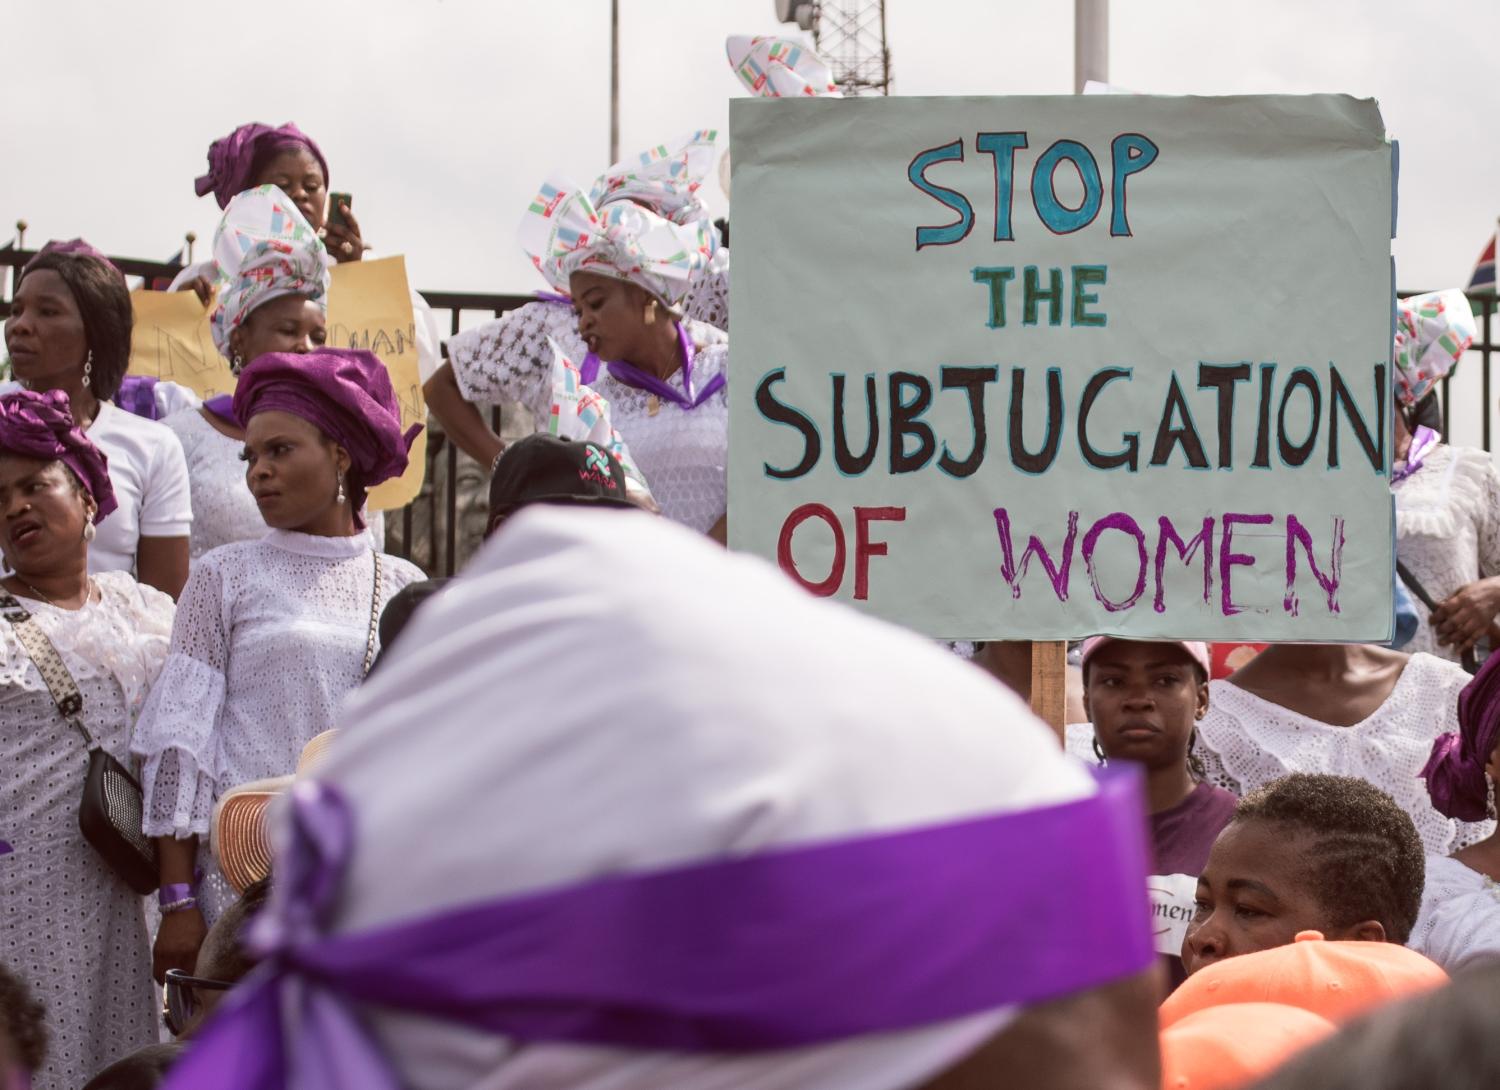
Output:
top-left (4, 245), bottom-right (1498, 576)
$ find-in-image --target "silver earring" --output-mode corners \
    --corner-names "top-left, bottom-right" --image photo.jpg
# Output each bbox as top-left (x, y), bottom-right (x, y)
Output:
top-left (81, 349), bottom-right (93, 389)
top-left (231, 353), bottom-right (244, 374)
top-left (1487, 774), bottom-right (1497, 822)
top-left (336, 473), bottom-right (346, 505)
top-left (83, 521), bottom-right (97, 543)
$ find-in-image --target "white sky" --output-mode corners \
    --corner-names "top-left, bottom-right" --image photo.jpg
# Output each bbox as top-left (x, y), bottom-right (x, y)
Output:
top-left (2, 0), bottom-right (1495, 299)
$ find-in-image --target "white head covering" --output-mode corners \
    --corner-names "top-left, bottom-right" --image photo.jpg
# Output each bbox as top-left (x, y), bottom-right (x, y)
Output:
top-left (293, 507), bottom-right (1096, 1089)
top-left (543, 336), bottom-right (652, 502)
top-left (588, 129), bottom-right (718, 226)
top-left (209, 184), bottom-right (331, 359)
top-left (726, 34), bottom-right (843, 98)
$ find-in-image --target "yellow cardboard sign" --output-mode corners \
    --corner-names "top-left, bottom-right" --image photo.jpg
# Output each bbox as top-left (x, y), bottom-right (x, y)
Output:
top-left (128, 255), bottom-right (427, 510)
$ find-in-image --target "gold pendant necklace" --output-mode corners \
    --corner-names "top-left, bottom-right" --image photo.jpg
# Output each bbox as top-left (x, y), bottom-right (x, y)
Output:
top-left (647, 394), bottom-right (661, 417)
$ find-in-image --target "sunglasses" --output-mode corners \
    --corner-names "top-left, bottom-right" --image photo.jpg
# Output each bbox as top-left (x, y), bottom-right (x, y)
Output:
top-left (162, 969), bottom-right (233, 1037)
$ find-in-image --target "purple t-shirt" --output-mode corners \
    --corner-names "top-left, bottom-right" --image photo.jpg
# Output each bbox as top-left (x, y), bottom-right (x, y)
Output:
top-left (1152, 780), bottom-right (1239, 876)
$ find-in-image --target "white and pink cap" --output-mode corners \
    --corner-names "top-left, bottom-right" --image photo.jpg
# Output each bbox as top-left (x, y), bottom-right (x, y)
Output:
top-left (1080, 637), bottom-right (1211, 675)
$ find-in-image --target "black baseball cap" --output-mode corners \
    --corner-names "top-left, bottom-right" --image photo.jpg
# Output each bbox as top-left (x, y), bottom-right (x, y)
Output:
top-left (488, 434), bottom-right (636, 522)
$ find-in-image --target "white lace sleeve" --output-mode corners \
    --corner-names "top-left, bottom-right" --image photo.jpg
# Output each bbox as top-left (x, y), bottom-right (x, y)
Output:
top-left (132, 558), bottom-right (230, 839)
top-left (1477, 456), bottom-right (1500, 580)
top-left (683, 265), bottom-right (730, 331)
top-left (1191, 729), bottom-right (1243, 795)
top-left (446, 301), bottom-right (584, 420)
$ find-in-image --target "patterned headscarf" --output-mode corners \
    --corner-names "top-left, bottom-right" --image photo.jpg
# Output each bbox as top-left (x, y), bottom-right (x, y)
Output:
top-left (0, 389), bottom-right (116, 522)
top-left (589, 130), bottom-right (719, 226)
top-left (1393, 289), bottom-right (1475, 407)
top-left (195, 121), bottom-right (329, 209)
top-left (726, 35), bottom-right (842, 98)
top-left (1421, 649), bottom-right (1500, 822)
top-left (545, 336), bottom-right (650, 496)
top-left (209, 185), bottom-right (330, 359)
top-left (518, 177), bottom-right (719, 308)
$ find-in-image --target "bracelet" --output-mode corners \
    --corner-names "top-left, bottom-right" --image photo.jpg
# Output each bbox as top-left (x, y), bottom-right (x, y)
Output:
top-left (161, 896), bottom-right (199, 915)
top-left (158, 882), bottom-right (196, 909)
top-left (490, 447), bottom-right (507, 476)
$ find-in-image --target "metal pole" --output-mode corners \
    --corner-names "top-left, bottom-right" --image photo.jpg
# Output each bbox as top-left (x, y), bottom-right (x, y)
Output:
top-left (1074, 0), bottom-right (1108, 94)
top-left (609, 0), bottom-right (620, 164)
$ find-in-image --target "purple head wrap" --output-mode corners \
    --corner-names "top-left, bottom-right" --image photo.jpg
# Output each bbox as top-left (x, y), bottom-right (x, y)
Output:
top-left (195, 122), bottom-right (330, 209)
top-left (0, 390), bottom-right (117, 522)
top-left (232, 349), bottom-right (420, 518)
top-left (1420, 651), bottom-right (1500, 821)
top-left (21, 237), bottom-right (123, 281)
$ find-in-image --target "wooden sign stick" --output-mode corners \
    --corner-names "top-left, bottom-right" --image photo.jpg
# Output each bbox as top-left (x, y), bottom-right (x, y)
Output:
top-left (1029, 640), bottom-right (1069, 745)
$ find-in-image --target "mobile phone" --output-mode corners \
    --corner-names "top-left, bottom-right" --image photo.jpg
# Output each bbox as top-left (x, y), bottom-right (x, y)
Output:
top-left (328, 192), bottom-right (353, 231)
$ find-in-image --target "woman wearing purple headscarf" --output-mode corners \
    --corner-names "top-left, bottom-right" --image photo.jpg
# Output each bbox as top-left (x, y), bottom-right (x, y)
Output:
top-left (132, 348), bottom-right (424, 980)
top-left (1412, 654), bottom-right (1500, 971)
top-left (3, 241), bottom-right (193, 597)
top-left (172, 121), bottom-right (441, 385)
top-left (0, 390), bottom-right (176, 1090)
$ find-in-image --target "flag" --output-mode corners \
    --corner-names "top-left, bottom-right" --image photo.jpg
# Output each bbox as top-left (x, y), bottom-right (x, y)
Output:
top-left (1467, 226), bottom-right (1496, 294)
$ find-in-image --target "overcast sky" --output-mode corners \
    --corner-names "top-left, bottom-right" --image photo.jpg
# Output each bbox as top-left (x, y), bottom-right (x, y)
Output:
top-left (3, 0), bottom-right (1495, 298)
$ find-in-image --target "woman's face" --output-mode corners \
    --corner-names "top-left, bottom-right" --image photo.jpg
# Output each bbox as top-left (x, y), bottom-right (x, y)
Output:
top-left (570, 271), bottom-right (651, 363)
top-left (0, 456), bottom-right (93, 572)
top-left (253, 146), bottom-right (328, 231)
top-left (241, 411), bottom-right (348, 532)
top-left (3, 270), bottom-right (88, 392)
top-left (1083, 642), bottom-right (1207, 771)
top-left (229, 296), bottom-right (327, 370)
top-left (1181, 820), bottom-right (1380, 975)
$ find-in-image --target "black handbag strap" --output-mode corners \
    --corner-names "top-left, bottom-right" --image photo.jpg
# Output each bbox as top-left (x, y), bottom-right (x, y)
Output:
top-left (0, 592), bottom-right (98, 750)
top-left (1395, 561), bottom-right (1479, 674)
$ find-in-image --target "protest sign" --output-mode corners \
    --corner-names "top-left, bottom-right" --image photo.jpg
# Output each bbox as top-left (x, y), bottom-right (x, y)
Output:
top-left (728, 95), bottom-right (1396, 642)
top-left (128, 255), bottom-right (426, 509)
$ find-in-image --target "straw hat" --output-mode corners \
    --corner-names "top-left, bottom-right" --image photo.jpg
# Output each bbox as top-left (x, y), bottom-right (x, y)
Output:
top-left (211, 731), bottom-right (339, 894)
top-left (1161, 932), bottom-right (1447, 1029)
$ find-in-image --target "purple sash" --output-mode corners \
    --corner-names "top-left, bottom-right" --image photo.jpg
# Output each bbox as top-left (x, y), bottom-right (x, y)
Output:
top-left (162, 768), bottom-right (1154, 1090)
top-left (203, 394), bottom-right (240, 428)
top-left (1391, 426), bottom-right (1440, 484)
top-left (539, 295), bottom-right (724, 410)
top-left (113, 375), bottom-right (162, 421)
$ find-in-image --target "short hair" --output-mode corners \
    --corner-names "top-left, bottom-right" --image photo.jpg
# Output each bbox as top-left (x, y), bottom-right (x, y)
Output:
top-left (18, 252), bottom-right (133, 400)
top-left (0, 960), bottom-right (47, 1073)
top-left (1232, 773), bottom-right (1425, 945)
top-left (1251, 961), bottom-right (1500, 1090)
top-left (198, 876), bottom-right (272, 984)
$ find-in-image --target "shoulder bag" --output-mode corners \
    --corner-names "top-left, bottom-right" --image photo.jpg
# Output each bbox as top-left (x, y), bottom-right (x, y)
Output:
top-left (0, 592), bottom-right (159, 894)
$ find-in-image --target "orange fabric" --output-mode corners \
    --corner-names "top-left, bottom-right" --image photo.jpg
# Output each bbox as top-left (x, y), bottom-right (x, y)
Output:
top-left (1160, 1002), bottom-right (1335, 1090)
top-left (1162, 932), bottom-right (1447, 1029)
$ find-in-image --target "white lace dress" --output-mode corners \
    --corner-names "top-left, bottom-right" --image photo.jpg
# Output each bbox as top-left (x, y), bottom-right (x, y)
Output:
top-left (132, 530), bottom-right (424, 921)
top-left (1393, 444), bottom-right (1500, 662)
top-left (0, 572), bottom-right (174, 1090)
top-left (161, 409), bottom-right (267, 561)
top-left (1196, 654), bottom-right (1494, 855)
top-left (449, 303), bottom-right (730, 533)
top-left (1408, 853), bottom-right (1500, 972)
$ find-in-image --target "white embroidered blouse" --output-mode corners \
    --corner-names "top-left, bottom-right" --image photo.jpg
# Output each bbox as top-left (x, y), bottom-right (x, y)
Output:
top-left (1393, 443), bottom-right (1500, 662)
top-left (1195, 654), bottom-right (1494, 855)
top-left (132, 530), bottom-right (424, 841)
top-left (448, 302), bottom-right (729, 533)
top-left (1408, 853), bottom-right (1500, 972)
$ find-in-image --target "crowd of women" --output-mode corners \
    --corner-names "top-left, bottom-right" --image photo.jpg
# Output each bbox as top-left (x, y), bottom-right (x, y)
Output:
top-left (3, 30), bottom-right (1500, 1090)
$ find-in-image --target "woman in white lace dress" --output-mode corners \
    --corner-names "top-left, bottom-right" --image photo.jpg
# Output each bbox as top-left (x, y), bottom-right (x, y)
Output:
top-left (134, 348), bottom-right (424, 981)
top-left (1410, 652), bottom-right (1500, 970)
top-left (425, 133), bottom-right (731, 535)
top-left (161, 186), bottom-right (332, 560)
top-left (1196, 643), bottom-right (1491, 855)
top-left (0, 390), bottom-right (174, 1090)
top-left (1389, 289), bottom-right (1499, 664)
